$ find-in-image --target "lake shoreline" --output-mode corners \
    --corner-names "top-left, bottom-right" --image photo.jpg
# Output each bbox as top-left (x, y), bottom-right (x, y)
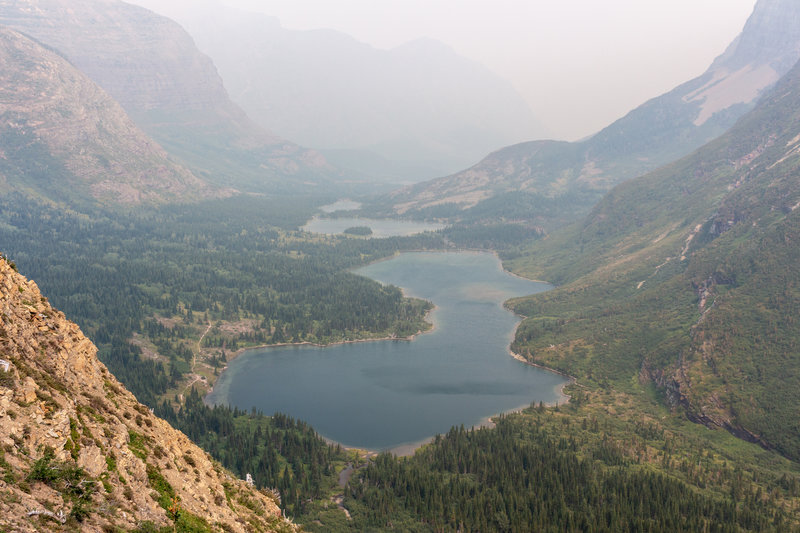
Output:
top-left (316, 348), bottom-right (573, 460)
top-left (206, 250), bottom-right (570, 459)
top-left (204, 305), bottom-right (438, 401)
top-left (384, 349), bottom-right (574, 458)
top-left (321, 367), bottom-right (572, 459)
top-left (302, 216), bottom-right (446, 238)
top-left (508, 349), bottom-right (575, 403)
top-left (211, 248), bottom-right (536, 377)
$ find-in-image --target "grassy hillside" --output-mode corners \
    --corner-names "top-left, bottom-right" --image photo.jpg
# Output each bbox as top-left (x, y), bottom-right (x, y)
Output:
top-left (507, 59), bottom-right (800, 461)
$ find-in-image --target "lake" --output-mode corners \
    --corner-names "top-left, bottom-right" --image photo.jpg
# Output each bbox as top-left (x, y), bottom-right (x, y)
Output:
top-left (206, 252), bottom-right (567, 451)
top-left (302, 216), bottom-right (445, 238)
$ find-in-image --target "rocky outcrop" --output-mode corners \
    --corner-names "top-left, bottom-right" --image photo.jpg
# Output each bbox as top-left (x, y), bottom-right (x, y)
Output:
top-left (640, 355), bottom-right (771, 450)
top-left (711, 0), bottom-right (800, 74)
top-left (0, 26), bottom-right (220, 205)
top-left (0, 256), bottom-right (292, 532)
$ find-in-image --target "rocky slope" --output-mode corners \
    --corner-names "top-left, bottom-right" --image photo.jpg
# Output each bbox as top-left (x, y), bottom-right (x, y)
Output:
top-left (508, 55), bottom-right (800, 460)
top-left (0, 0), bottom-right (338, 194)
top-left (388, 0), bottom-right (800, 226)
top-left (0, 26), bottom-right (218, 205)
top-left (0, 256), bottom-right (292, 531)
top-left (141, 2), bottom-right (547, 181)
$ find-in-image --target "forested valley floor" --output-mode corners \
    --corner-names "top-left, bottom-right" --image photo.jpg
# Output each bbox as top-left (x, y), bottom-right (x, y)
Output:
top-left (2, 193), bottom-right (799, 531)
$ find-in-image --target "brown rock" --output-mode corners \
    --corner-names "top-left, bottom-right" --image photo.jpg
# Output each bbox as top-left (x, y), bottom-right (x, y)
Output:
top-left (78, 445), bottom-right (107, 478)
top-left (16, 377), bottom-right (38, 405)
top-left (0, 256), bottom-right (293, 532)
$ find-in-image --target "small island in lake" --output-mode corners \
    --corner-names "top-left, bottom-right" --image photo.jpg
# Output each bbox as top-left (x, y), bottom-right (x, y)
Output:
top-left (343, 226), bottom-right (373, 236)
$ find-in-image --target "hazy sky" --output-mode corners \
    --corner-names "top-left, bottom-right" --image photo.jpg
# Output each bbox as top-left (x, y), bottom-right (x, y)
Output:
top-left (132, 0), bottom-right (758, 140)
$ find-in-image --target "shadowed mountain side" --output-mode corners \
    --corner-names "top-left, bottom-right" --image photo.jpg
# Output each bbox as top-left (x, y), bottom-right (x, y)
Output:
top-left (386, 0), bottom-right (800, 227)
top-left (0, 0), bottom-right (341, 194)
top-left (508, 56), bottom-right (800, 461)
top-left (0, 26), bottom-right (219, 205)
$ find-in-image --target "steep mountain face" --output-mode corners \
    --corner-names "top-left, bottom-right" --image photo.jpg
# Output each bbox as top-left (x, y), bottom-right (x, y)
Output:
top-left (508, 57), bottom-right (800, 460)
top-left (389, 0), bottom-right (800, 225)
top-left (710, 0), bottom-right (800, 74)
top-left (0, 26), bottom-right (218, 205)
top-left (135, 2), bottom-right (547, 182)
top-left (0, 256), bottom-right (291, 531)
top-left (0, 0), bottom-right (338, 193)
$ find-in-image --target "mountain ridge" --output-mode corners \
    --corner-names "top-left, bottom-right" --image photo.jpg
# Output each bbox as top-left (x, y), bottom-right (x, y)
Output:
top-left (140, 1), bottom-right (547, 181)
top-left (0, 25), bottom-right (220, 205)
top-left (387, 0), bottom-right (800, 227)
top-left (507, 53), bottom-right (800, 461)
top-left (0, 0), bottom-right (340, 194)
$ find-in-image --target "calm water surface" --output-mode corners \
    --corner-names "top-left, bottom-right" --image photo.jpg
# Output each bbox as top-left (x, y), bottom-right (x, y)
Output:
top-left (302, 216), bottom-right (445, 237)
top-left (207, 252), bottom-right (567, 450)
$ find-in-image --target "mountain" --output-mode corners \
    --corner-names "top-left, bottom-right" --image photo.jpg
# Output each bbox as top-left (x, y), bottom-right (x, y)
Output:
top-left (0, 0), bottom-right (338, 194)
top-left (507, 55), bottom-right (800, 461)
top-left (388, 0), bottom-right (800, 226)
top-left (0, 26), bottom-right (221, 205)
top-left (134, 1), bottom-right (547, 182)
top-left (0, 256), bottom-right (291, 531)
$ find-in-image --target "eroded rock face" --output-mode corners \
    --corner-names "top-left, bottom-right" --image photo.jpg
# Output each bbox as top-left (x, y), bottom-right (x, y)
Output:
top-left (0, 0), bottom-right (338, 193)
top-left (713, 0), bottom-right (800, 73)
top-left (0, 0), bottom-right (226, 112)
top-left (0, 257), bottom-right (292, 532)
top-left (0, 26), bottom-right (220, 205)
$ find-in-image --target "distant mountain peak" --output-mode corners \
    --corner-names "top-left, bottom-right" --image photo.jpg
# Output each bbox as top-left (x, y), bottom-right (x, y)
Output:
top-left (686, 0), bottom-right (800, 126)
top-left (393, 36), bottom-right (454, 54)
top-left (712, 0), bottom-right (800, 73)
top-left (387, 0), bottom-right (800, 226)
top-left (158, 5), bottom-right (548, 180)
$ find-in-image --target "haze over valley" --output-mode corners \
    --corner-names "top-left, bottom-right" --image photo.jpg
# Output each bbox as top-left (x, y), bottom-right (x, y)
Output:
top-left (3, 0), bottom-right (800, 531)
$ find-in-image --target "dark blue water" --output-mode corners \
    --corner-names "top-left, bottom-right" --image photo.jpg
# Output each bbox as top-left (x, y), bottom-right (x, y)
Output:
top-left (207, 252), bottom-right (566, 451)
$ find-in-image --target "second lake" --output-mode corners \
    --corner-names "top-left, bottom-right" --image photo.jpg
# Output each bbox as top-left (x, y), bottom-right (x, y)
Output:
top-left (206, 252), bottom-right (567, 451)
top-left (301, 216), bottom-right (445, 237)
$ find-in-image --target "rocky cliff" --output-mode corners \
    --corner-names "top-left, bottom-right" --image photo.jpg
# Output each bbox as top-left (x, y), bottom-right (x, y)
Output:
top-left (0, 255), bottom-right (292, 532)
top-left (0, 26), bottom-right (218, 205)
top-left (0, 0), bottom-right (338, 193)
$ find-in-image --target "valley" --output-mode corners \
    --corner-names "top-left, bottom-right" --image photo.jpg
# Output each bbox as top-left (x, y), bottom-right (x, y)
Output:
top-left (2, 0), bottom-right (800, 531)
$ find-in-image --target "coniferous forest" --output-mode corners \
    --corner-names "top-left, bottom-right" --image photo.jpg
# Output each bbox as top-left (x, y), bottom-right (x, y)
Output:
top-left (153, 391), bottom-right (796, 532)
top-left (7, 1), bottom-right (800, 531)
top-left (157, 389), bottom-right (349, 519)
top-left (0, 193), bottom-right (438, 406)
top-left (343, 416), bottom-right (785, 532)
top-left (3, 190), bottom-right (800, 531)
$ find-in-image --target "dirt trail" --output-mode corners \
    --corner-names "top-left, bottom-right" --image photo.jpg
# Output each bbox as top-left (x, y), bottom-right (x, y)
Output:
top-left (179, 323), bottom-right (212, 401)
